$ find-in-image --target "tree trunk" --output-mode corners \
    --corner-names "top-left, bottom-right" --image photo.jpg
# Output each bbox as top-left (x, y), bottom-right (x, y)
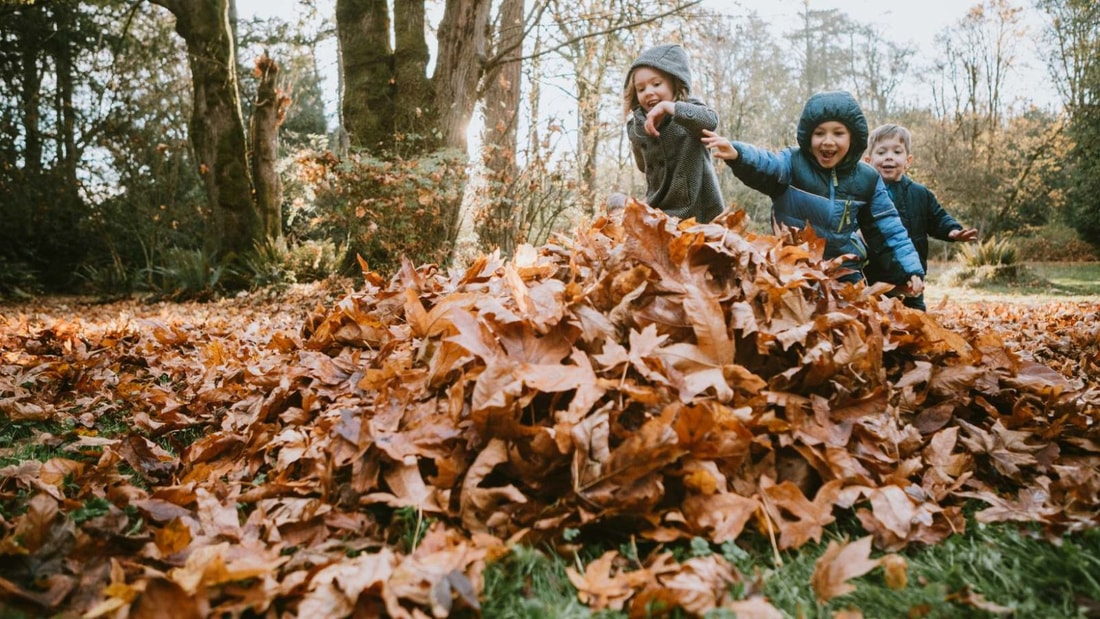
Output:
top-left (336, 0), bottom-right (393, 151)
top-left (150, 0), bottom-right (260, 259)
top-left (432, 0), bottom-right (491, 153)
top-left (17, 5), bottom-right (43, 177)
top-left (477, 0), bottom-right (524, 254)
top-left (393, 1), bottom-right (433, 151)
top-left (250, 51), bottom-right (286, 242)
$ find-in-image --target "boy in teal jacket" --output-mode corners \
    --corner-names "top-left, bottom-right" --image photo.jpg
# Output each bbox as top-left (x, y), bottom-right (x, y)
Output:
top-left (703, 91), bottom-right (924, 293)
top-left (862, 124), bottom-right (978, 310)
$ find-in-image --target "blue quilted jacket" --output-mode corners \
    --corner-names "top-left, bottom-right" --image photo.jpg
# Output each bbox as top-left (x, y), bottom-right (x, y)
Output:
top-left (722, 91), bottom-right (923, 282)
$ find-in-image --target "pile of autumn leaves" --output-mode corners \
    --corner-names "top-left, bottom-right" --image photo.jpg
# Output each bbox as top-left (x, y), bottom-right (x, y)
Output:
top-left (1, 201), bottom-right (1098, 617)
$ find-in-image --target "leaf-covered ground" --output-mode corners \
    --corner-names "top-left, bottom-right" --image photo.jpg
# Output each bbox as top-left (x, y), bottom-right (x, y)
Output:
top-left (2, 202), bottom-right (1098, 617)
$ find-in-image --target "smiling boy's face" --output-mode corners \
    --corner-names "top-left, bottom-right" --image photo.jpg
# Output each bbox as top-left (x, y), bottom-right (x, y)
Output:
top-left (866, 135), bottom-right (912, 182)
top-left (810, 121), bottom-right (850, 169)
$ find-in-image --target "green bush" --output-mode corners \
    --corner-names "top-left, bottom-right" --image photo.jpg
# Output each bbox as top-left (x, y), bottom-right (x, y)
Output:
top-left (0, 260), bottom-right (41, 301)
top-left (243, 236), bottom-right (347, 290)
top-left (243, 238), bottom-right (297, 290)
top-left (147, 247), bottom-right (226, 301)
top-left (959, 236), bottom-right (1018, 267)
top-left (76, 256), bottom-right (135, 298)
top-left (941, 236), bottom-right (1037, 287)
top-left (297, 148), bottom-right (467, 277)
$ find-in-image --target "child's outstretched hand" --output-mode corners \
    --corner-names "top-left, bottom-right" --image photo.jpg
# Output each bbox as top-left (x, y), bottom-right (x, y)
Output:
top-left (948, 228), bottom-right (979, 242)
top-left (701, 130), bottom-right (739, 161)
top-left (644, 101), bottom-right (675, 136)
top-left (904, 274), bottom-right (925, 297)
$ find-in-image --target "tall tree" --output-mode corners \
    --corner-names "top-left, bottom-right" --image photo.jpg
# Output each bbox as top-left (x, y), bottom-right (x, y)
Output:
top-left (929, 0), bottom-right (1024, 150)
top-left (148, 0), bottom-right (262, 259)
top-left (250, 52), bottom-right (288, 242)
top-left (336, 0), bottom-right (491, 155)
top-left (15, 4), bottom-right (45, 178)
top-left (922, 0), bottom-right (1040, 233)
top-left (846, 24), bottom-right (914, 122)
top-left (0, 2), bottom-right (94, 288)
top-left (335, 0), bottom-right (393, 151)
top-left (1036, 0), bottom-right (1100, 115)
top-left (1036, 0), bottom-right (1100, 243)
top-left (552, 0), bottom-right (635, 211)
top-left (788, 5), bottom-right (856, 101)
top-left (476, 0), bottom-right (527, 255)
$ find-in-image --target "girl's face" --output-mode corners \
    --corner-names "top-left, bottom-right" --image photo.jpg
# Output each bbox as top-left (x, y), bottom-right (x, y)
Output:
top-left (810, 121), bottom-right (851, 169)
top-left (632, 67), bottom-right (674, 112)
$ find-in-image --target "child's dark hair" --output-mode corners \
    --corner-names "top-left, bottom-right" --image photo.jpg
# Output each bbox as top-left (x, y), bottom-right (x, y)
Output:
top-left (622, 67), bottom-right (688, 118)
top-left (868, 123), bottom-right (913, 153)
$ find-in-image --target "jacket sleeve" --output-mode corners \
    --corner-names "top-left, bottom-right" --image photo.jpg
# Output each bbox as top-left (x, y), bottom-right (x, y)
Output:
top-left (922, 185), bottom-right (964, 240)
top-left (859, 177), bottom-right (925, 278)
top-left (724, 143), bottom-right (792, 198)
top-left (672, 99), bottom-right (719, 134)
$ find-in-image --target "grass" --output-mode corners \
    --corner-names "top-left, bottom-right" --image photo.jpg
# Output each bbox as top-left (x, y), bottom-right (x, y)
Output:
top-left (478, 521), bottom-right (1100, 618)
top-left (925, 260), bottom-right (1100, 305)
top-left (480, 545), bottom-right (594, 618)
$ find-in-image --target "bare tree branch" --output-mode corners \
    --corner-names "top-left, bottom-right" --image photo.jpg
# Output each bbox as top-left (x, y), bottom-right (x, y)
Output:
top-left (483, 0), bottom-right (702, 70)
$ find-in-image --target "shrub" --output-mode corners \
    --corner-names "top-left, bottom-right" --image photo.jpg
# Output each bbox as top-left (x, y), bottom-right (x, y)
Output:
top-left (958, 236), bottom-right (1018, 267)
top-left (0, 260), bottom-right (41, 301)
top-left (296, 148), bottom-right (467, 276)
top-left (243, 237), bottom-right (348, 290)
top-left (941, 236), bottom-right (1038, 287)
top-left (287, 238), bottom-right (346, 282)
top-left (244, 238), bottom-right (297, 290)
top-left (76, 258), bottom-right (134, 298)
top-left (147, 247), bottom-right (226, 301)
top-left (1010, 223), bottom-right (1099, 262)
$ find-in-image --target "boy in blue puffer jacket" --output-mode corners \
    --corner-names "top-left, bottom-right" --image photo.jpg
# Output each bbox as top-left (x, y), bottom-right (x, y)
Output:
top-left (702, 90), bottom-right (924, 295)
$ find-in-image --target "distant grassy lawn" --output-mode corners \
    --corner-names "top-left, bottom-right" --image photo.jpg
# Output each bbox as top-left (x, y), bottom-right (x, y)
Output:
top-left (925, 261), bottom-right (1100, 305)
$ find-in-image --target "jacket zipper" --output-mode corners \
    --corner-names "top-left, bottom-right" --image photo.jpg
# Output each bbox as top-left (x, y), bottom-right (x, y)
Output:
top-left (831, 170), bottom-right (848, 233)
top-left (837, 200), bottom-right (851, 233)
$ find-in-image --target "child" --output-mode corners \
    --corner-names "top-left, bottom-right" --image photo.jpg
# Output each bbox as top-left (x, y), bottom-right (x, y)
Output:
top-left (624, 44), bottom-right (724, 223)
top-left (701, 90), bottom-right (924, 295)
top-left (863, 123), bottom-right (979, 310)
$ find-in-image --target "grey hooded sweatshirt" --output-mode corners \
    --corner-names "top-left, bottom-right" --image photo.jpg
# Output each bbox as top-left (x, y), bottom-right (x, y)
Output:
top-left (626, 44), bottom-right (724, 223)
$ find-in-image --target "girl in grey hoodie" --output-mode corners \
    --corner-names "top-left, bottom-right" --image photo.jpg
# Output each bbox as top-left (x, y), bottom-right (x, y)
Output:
top-left (623, 44), bottom-right (725, 223)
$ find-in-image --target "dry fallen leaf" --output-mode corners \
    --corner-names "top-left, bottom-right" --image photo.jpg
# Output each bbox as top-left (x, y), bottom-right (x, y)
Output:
top-left (881, 553), bottom-right (909, 590)
top-left (811, 535), bottom-right (881, 603)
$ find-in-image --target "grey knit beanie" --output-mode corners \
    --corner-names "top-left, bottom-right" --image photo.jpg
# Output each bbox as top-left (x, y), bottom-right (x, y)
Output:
top-left (625, 44), bottom-right (692, 93)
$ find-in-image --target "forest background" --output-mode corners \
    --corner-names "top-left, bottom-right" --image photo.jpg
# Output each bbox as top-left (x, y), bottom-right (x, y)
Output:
top-left (0, 0), bottom-right (1098, 299)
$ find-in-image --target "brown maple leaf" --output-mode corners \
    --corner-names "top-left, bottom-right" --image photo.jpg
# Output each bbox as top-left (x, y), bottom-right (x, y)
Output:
top-left (811, 535), bottom-right (881, 603)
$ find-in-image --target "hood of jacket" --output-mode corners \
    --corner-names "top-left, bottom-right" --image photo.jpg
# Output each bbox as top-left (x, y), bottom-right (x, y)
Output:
top-left (625, 44), bottom-right (693, 93)
top-left (796, 90), bottom-right (869, 173)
